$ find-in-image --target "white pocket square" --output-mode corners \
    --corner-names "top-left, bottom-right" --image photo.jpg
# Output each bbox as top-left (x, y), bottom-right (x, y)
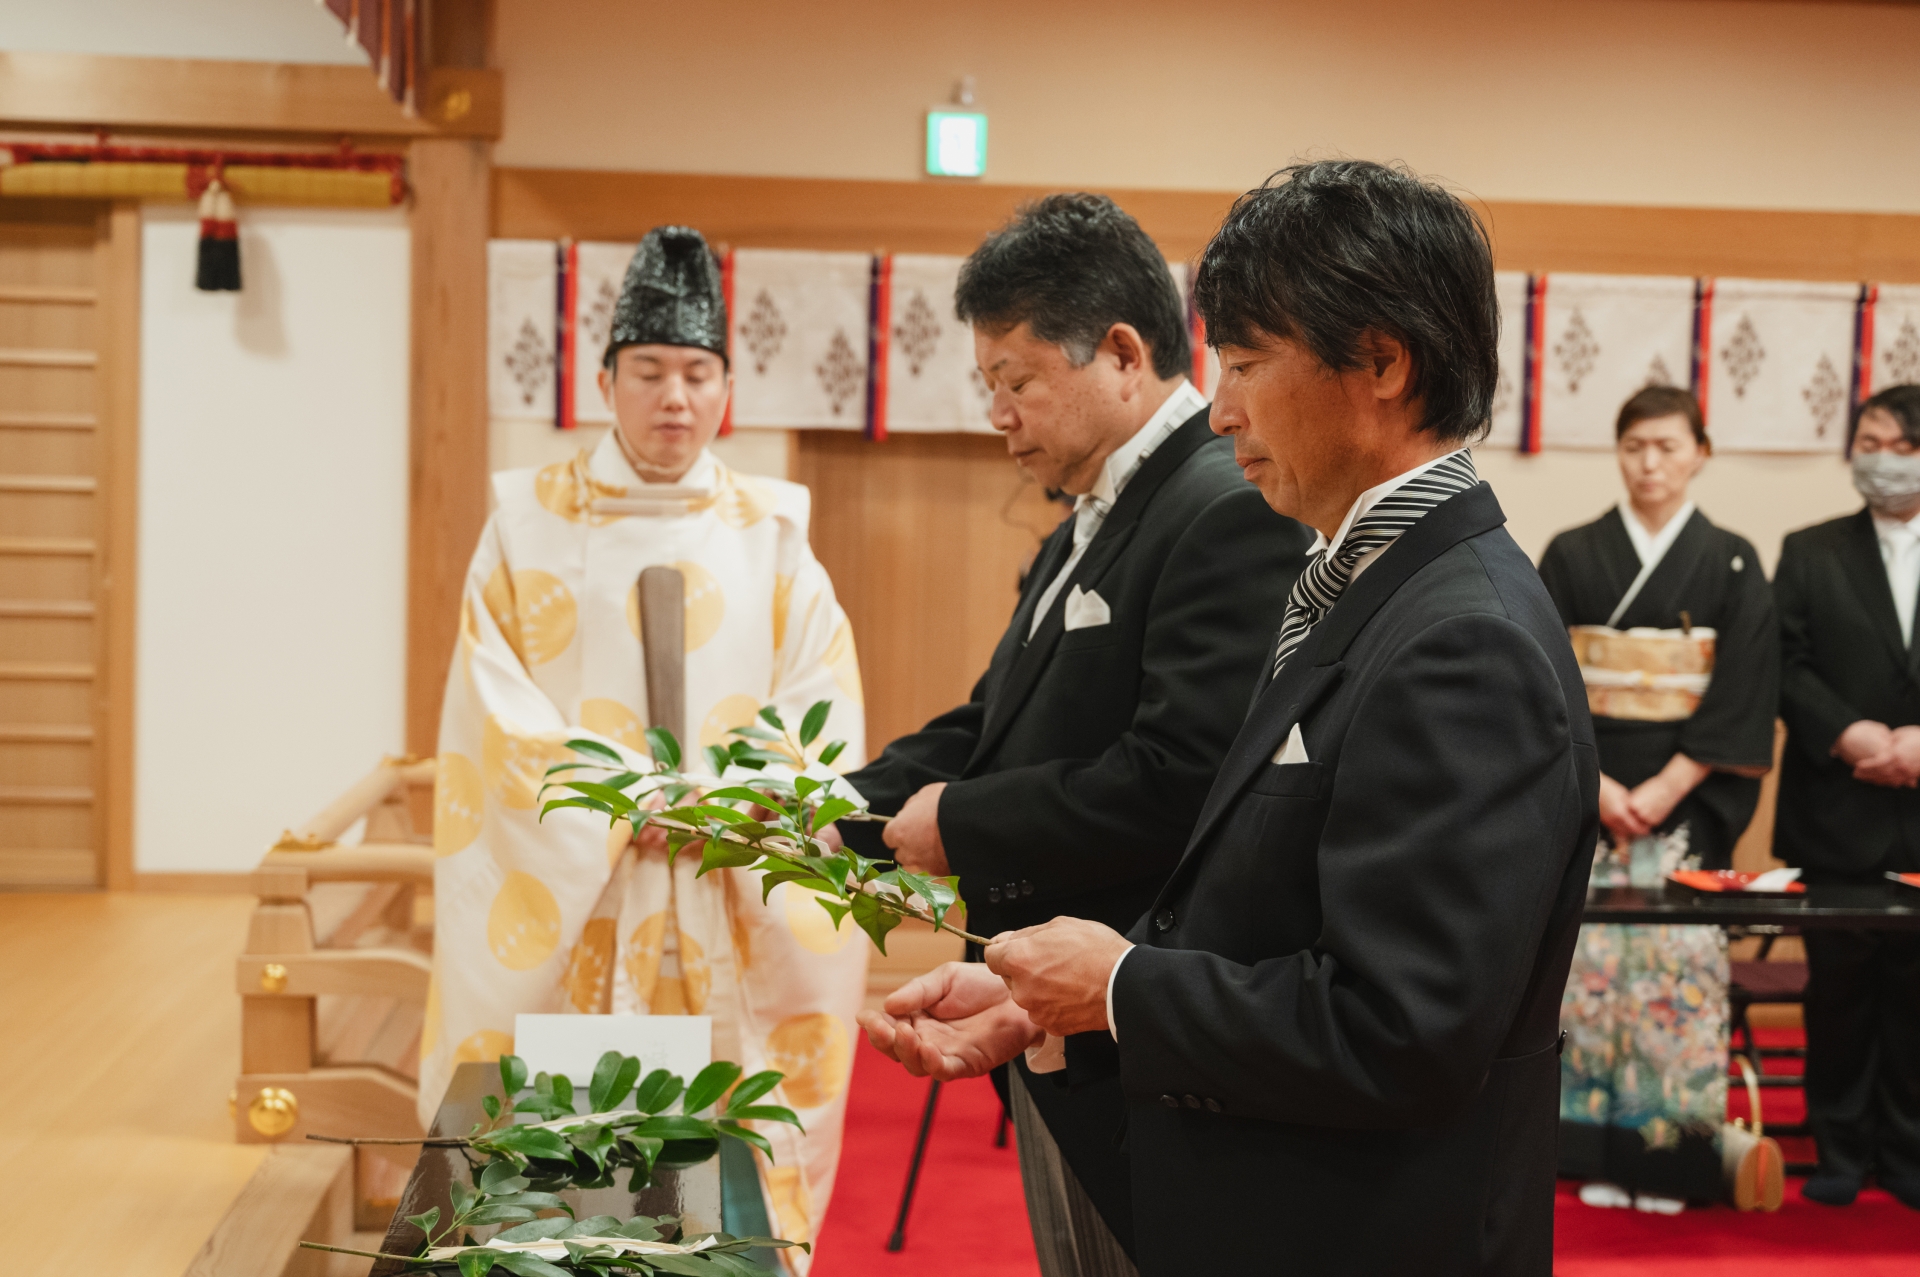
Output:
top-left (1271, 723), bottom-right (1310, 765)
top-left (1063, 585), bottom-right (1111, 631)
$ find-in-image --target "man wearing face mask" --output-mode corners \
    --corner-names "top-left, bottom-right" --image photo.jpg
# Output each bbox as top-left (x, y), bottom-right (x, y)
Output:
top-left (1774, 382), bottom-right (1920, 1212)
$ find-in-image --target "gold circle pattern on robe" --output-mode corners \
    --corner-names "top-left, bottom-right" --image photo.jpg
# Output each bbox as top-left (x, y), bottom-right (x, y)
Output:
top-left (432, 751), bottom-right (485, 856)
top-left (765, 1012), bottom-right (851, 1110)
top-left (487, 870), bottom-right (562, 970)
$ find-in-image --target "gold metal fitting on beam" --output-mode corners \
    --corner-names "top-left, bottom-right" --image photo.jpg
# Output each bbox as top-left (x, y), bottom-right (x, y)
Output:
top-left (247, 1086), bottom-right (299, 1137)
top-left (271, 829), bottom-right (334, 852)
top-left (259, 962), bottom-right (289, 994)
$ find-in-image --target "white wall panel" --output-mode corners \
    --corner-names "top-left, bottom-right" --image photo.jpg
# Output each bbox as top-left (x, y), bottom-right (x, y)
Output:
top-left (136, 206), bottom-right (410, 871)
top-left (0, 0), bottom-right (365, 64)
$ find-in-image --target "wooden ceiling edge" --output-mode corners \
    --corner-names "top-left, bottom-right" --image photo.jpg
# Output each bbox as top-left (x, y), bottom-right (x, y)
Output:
top-left (0, 51), bottom-right (500, 142)
top-left (493, 166), bottom-right (1920, 283)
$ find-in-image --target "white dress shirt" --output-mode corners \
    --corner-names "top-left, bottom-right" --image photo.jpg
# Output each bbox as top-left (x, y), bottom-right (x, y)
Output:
top-left (1305, 448), bottom-right (1476, 586)
top-left (1874, 508), bottom-right (1920, 646)
top-left (1028, 380), bottom-right (1209, 638)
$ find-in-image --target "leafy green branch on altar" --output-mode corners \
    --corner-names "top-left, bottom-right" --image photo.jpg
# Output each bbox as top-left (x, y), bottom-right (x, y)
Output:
top-left (302, 1049), bottom-right (804, 1276)
top-left (537, 698), bottom-right (987, 950)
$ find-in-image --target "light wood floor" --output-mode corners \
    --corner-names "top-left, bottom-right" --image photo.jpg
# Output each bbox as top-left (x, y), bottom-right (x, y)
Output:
top-left (0, 892), bottom-right (265, 1276)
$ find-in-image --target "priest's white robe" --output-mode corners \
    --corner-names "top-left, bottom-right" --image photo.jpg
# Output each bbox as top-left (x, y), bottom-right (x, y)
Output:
top-left (425, 431), bottom-right (868, 1260)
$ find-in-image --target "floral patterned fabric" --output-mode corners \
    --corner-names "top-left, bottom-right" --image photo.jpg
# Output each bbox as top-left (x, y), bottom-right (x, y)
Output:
top-left (1561, 922), bottom-right (1729, 1141)
top-left (1560, 828), bottom-right (1730, 1198)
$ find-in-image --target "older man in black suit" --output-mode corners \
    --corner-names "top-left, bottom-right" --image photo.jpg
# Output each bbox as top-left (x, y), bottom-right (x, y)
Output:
top-left (861, 161), bottom-right (1599, 1276)
top-left (838, 193), bottom-right (1312, 1273)
top-left (1773, 383), bottom-right (1920, 1211)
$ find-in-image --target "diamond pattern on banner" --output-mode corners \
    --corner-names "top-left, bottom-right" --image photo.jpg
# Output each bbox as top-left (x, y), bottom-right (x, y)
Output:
top-left (1705, 278), bottom-right (1862, 452)
top-left (1870, 284), bottom-right (1920, 393)
top-left (1536, 274), bottom-right (1696, 451)
top-left (569, 241), bottom-right (639, 425)
top-left (730, 249), bottom-right (872, 430)
top-left (883, 254), bottom-right (994, 434)
top-left (1485, 271), bottom-right (1530, 449)
top-left (487, 239), bottom-right (558, 421)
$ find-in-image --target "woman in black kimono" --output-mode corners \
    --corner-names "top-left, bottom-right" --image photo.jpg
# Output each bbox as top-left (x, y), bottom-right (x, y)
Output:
top-left (1539, 385), bottom-right (1780, 1212)
top-left (1539, 386), bottom-right (1780, 868)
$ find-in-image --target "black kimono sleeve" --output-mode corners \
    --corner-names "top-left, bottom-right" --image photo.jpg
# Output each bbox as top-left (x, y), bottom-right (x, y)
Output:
top-left (1676, 535), bottom-right (1779, 770)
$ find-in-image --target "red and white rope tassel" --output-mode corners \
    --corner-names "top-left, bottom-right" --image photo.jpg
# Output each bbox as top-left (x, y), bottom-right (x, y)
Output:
top-left (195, 178), bottom-right (240, 292)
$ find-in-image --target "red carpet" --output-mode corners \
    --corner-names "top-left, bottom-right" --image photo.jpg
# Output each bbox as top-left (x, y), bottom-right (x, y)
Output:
top-left (811, 1039), bottom-right (1039, 1276)
top-left (814, 1033), bottom-right (1917, 1276)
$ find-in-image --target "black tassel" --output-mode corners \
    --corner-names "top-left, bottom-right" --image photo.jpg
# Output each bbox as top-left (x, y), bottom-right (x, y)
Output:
top-left (195, 179), bottom-right (240, 292)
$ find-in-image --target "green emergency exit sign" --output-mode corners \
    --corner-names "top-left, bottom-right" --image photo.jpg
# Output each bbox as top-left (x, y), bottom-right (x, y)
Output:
top-left (926, 111), bottom-right (988, 178)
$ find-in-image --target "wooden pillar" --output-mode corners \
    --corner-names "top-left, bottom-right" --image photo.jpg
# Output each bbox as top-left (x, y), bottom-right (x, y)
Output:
top-left (96, 201), bottom-right (142, 889)
top-left (405, 138), bottom-right (491, 757)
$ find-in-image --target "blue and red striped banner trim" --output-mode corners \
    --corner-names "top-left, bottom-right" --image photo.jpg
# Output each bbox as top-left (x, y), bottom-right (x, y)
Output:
top-left (867, 254), bottom-right (892, 441)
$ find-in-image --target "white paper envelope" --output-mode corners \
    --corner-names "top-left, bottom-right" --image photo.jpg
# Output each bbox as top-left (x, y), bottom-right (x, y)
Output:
top-left (1271, 723), bottom-right (1310, 765)
top-left (514, 1014), bottom-right (711, 1091)
top-left (1063, 585), bottom-right (1111, 631)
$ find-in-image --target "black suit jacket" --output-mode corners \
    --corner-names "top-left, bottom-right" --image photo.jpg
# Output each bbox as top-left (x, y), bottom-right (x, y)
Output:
top-left (1055, 483), bottom-right (1598, 1276)
top-left (1774, 509), bottom-right (1920, 875)
top-left (842, 407), bottom-right (1313, 938)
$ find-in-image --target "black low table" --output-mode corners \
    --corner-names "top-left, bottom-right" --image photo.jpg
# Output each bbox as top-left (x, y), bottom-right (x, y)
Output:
top-left (1582, 881), bottom-right (1920, 929)
top-left (369, 1063), bottom-right (724, 1276)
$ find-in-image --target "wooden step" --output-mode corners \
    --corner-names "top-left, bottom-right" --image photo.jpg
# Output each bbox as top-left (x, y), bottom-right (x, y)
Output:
top-left (0, 600), bottom-right (94, 619)
top-left (0, 348), bottom-right (96, 368)
top-left (0, 285), bottom-right (96, 305)
top-left (0, 537), bottom-right (94, 556)
top-left (0, 474), bottom-right (95, 494)
top-left (0, 785), bottom-right (93, 804)
top-left (0, 662), bottom-right (93, 681)
top-left (0, 723), bottom-right (93, 743)
top-left (179, 1144), bottom-right (353, 1277)
top-left (0, 412), bottom-right (95, 430)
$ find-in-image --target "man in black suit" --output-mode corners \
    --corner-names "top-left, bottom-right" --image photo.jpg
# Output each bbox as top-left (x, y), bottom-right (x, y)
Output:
top-left (838, 193), bottom-right (1311, 1273)
top-left (861, 161), bottom-right (1599, 1275)
top-left (1773, 383), bottom-right (1920, 1211)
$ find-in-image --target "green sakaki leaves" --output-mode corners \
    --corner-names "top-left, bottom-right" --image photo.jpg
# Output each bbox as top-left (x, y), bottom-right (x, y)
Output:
top-left (799, 699), bottom-right (831, 747)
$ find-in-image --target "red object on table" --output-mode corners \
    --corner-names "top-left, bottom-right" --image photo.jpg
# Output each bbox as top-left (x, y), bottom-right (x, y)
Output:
top-left (1668, 870), bottom-right (1807, 894)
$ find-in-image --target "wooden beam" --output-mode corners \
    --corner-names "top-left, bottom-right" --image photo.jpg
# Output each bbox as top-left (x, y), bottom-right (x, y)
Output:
top-left (96, 201), bottom-right (140, 891)
top-left (494, 167), bottom-right (1920, 284)
top-left (493, 167), bottom-right (1236, 261)
top-left (0, 51), bottom-right (500, 140)
top-left (406, 139), bottom-right (491, 757)
top-left (1476, 199), bottom-right (1920, 284)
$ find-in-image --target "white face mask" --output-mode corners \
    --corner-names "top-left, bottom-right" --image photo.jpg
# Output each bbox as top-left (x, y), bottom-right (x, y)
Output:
top-left (1852, 451), bottom-right (1920, 511)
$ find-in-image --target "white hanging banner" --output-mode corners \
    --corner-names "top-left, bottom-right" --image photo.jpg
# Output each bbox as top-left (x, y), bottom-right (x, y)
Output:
top-left (1703, 278), bottom-right (1861, 452)
top-left (729, 249), bottom-right (872, 430)
top-left (1868, 284), bottom-right (1920, 395)
top-left (487, 239), bottom-right (557, 421)
top-left (568, 240), bottom-right (638, 426)
top-left (884, 254), bottom-right (994, 434)
top-left (1535, 273), bottom-right (1696, 451)
top-left (1485, 270), bottom-right (1531, 449)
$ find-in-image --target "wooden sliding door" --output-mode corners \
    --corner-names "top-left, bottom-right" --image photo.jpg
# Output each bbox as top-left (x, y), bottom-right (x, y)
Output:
top-left (0, 199), bottom-right (137, 888)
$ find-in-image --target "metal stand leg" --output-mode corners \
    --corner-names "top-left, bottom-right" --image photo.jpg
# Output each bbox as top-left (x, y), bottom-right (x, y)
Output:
top-left (885, 1078), bottom-right (942, 1252)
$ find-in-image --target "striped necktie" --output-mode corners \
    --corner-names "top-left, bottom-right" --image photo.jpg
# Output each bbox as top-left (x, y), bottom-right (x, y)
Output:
top-left (1271, 450), bottom-right (1480, 680)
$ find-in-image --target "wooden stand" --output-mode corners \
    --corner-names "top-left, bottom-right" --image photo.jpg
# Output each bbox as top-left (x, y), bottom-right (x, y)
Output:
top-left (230, 755), bottom-right (439, 1256)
